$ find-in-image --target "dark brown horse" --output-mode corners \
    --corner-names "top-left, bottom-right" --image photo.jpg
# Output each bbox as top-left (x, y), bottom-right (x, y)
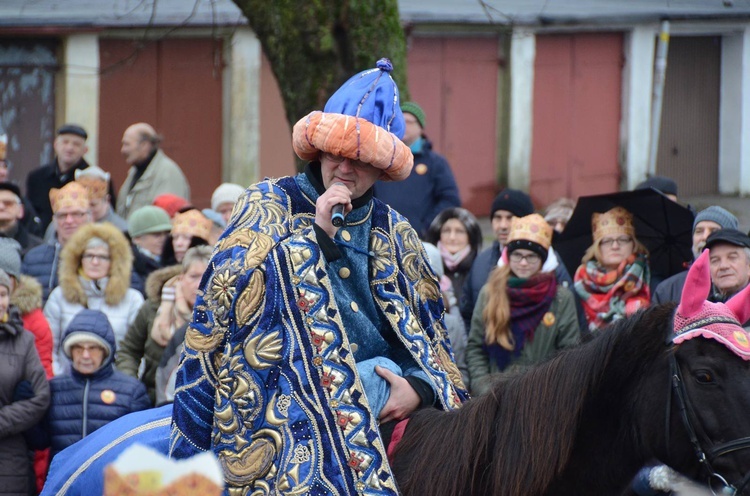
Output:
top-left (391, 275), bottom-right (750, 495)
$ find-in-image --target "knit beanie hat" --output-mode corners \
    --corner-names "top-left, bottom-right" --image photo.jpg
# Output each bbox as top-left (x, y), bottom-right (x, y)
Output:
top-left (127, 206), bottom-right (172, 238)
top-left (152, 194), bottom-right (190, 218)
top-left (401, 102), bottom-right (426, 129)
top-left (693, 206), bottom-right (738, 232)
top-left (635, 176), bottom-right (678, 196)
top-left (211, 183), bottom-right (244, 211)
top-left (0, 238), bottom-right (21, 279)
top-left (490, 188), bottom-right (535, 218)
top-left (0, 269), bottom-right (10, 292)
top-left (292, 58), bottom-right (413, 181)
top-left (506, 214), bottom-right (552, 263)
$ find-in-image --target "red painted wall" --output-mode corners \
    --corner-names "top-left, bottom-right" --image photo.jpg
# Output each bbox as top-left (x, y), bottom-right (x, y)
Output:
top-left (531, 33), bottom-right (623, 210)
top-left (99, 38), bottom-right (223, 210)
top-left (407, 36), bottom-right (500, 216)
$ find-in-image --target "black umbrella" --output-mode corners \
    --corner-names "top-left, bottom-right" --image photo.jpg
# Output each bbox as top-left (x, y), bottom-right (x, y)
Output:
top-left (555, 188), bottom-right (694, 279)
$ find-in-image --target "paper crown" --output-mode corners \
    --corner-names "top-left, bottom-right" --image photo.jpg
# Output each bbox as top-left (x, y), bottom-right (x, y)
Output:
top-left (50, 182), bottom-right (90, 213)
top-left (75, 167), bottom-right (111, 200)
top-left (292, 58), bottom-right (413, 182)
top-left (171, 209), bottom-right (212, 241)
top-left (592, 206), bottom-right (635, 243)
top-left (673, 249), bottom-right (750, 360)
top-left (508, 213), bottom-right (553, 251)
top-left (0, 134), bottom-right (6, 161)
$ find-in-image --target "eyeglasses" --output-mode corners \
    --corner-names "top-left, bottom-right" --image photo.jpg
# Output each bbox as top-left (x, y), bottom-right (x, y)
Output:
top-left (82, 253), bottom-right (111, 263)
top-left (600, 236), bottom-right (633, 248)
top-left (321, 152), bottom-right (370, 169)
top-left (509, 252), bottom-right (542, 264)
top-left (54, 211), bottom-right (88, 221)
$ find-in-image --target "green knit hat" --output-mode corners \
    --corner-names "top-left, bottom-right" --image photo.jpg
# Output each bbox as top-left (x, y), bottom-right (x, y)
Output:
top-left (401, 101), bottom-right (426, 128)
top-left (127, 205), bottom-right (172, 238)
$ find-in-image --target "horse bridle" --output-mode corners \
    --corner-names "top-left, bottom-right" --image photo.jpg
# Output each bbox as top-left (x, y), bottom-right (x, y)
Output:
top-left (667, 348), bottom-right (750, 495)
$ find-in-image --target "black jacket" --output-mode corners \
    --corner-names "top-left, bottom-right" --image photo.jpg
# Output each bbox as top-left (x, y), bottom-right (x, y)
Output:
top-left (26, 158), bottom-right (116, 230)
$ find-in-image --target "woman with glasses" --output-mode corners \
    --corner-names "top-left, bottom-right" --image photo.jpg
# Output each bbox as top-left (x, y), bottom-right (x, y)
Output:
top-left (425, 207), bottom-right (482, 309)
top-left (466, 214), bottom-right (580, 396)
top-left (573, 206), bottom-right (650, 333)
top-left (43, 223), bottom-right (144, 375)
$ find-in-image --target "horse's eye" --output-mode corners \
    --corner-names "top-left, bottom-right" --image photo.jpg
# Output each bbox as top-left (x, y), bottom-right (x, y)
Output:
top-left (694, 369), bottom-right (715, 384)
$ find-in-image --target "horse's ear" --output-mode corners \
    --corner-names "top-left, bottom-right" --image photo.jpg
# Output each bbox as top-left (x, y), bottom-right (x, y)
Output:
top-left (726, 278), bottom-right (750, 324)
top-left (677, 249), bottom-right (711, 317)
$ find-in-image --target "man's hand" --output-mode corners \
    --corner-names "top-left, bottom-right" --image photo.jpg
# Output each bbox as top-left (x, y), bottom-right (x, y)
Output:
top-left (315, 182), bottom-right (352, 238)
top-left (376, 366), bottom-right (420, 423)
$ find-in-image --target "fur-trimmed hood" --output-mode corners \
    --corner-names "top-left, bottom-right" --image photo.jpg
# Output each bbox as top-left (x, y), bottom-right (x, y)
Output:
top-left (11, 275), bottom-right (43, 314)
top-left (58, 222), bottom-right (134, 306)
top-left (145, 264), bottom-right (183, 303)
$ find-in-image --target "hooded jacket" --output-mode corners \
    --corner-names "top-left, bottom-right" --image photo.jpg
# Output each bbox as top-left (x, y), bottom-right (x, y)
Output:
top-left (44, 223), bottom-right (144, 375)
top-left (12, 275), bottom-right (54, 378)
top-left (46, 309), bottom-right (150, 459)
top-left (0, 306), bottom-right (50, 495)
top-left (116, 264), bottom-right (182, 405)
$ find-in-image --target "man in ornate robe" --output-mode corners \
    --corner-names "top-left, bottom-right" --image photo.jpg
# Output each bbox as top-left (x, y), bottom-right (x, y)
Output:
top-left (170, 60), bottom-right (468, 495)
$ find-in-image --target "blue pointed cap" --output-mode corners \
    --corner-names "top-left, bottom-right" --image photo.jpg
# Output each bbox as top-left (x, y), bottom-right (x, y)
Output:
top-left (323, 58), bottom-right (405, 139)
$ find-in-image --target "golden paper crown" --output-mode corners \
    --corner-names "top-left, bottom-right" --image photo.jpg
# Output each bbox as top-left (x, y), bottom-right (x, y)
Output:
top-left (76, 176), bottom-right (108, 200)
top-left (508, 213), bottom-right (553, 251)
top-left (0, 134), bottom-right (6, 161)
top-left (49, 182), bottom-right (90, 213)
top-left (171, 209), bottom-right (212, 241)
top-left (592, 206), bottom-right (635, 243)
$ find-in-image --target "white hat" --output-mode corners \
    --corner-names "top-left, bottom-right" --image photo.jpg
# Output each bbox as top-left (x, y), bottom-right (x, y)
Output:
top-left (211, 183), bottom-right (244, 211)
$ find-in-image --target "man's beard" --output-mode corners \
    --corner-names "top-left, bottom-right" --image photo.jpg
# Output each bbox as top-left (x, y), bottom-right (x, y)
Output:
top-left (692, 242), bottom-right (706, 260)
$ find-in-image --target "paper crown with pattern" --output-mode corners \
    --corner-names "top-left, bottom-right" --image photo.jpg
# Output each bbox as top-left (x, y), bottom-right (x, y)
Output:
top-left (0, 134), bottom-right (6, 161)
top-left (508, 213), bottom-right (553, 251)
top-left (592, 206), bottom-right (635, 243)
top-left (292, 58), bottom-right (413, 182)
top-left (171, 209), bottom-right (212, 241)
top-left (673, 249), bottom-right (750, 360)
top-left (75, 167), bottom-right (111, 200)
top-left (49, 182), bottom-right (90, 213)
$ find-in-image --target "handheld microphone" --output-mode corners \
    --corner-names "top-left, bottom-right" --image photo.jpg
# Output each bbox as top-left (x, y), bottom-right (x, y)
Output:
top-left (331, 204), bottom-right (345, 227)
top-left (331, 181), bottom-right (346, 227)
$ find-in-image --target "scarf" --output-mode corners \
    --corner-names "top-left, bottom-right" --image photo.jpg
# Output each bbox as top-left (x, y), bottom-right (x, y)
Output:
top-left (484, 272), bottom-right (557, 371)
top-left (574, 253), bottom-right (651, 331)
top-left (438, 241), bottom-right (472, 272)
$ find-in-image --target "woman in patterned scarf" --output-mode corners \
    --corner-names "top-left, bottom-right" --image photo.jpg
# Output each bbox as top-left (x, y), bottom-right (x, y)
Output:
top-left (573, 206), bottom-right (651, 333)
top-left (466, 214), bottom-right (580, 396)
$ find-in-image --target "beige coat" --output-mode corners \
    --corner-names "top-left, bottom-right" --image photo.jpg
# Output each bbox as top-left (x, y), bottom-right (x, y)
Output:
top-left (116, 149), bottom-right (190, 219)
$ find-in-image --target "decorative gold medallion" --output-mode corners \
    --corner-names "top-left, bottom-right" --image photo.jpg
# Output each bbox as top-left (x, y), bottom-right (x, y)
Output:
top-left (543, 312), bottom-right (555, 327)
top-left (415, 163), bottom-right (428, 175)
top-left (101, 390), bottom-right (116, 404)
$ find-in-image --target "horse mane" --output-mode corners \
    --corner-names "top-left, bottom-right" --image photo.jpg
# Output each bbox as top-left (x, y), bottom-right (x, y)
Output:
top-left (392, 303), bottom-right (677, 496)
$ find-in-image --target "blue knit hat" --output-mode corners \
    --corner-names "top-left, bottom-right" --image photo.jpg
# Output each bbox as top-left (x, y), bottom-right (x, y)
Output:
top-left (292, 59), bottom-right (413, 181)
top-left (693, 206), bottom-right (738, 232)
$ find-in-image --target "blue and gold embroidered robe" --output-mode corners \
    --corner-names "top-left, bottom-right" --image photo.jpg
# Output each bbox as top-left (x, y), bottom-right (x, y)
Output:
top-left (171, 173), bottom-right (468, 495)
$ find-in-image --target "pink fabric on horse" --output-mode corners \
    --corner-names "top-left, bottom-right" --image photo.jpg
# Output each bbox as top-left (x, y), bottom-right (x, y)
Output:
top-left (673, 249), bottom-right (750, 360)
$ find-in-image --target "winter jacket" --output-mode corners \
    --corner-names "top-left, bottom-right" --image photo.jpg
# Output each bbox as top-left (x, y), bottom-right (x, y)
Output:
top-left (26, 158), bottom-right (116, 231)
top-left (42, 309), bottom-right (150, 460)
top-left (652, 270), bottom-right (688, 305)
top-left (466, 284), bottom-right (580, 396)
top-left (154, 323), bottom-right (188, 406)
top-left (13, 275), bottom-right (53, 378)
top-left (116, 265), bottom-right (182, 405)
top-left (0, 223), bottom-right (43, 255)
top-left (0, 306), bottom-right (50, 495)
top-left (130, 243), bottom-right (162, 296)
top-left (21, 239), bottom-right (61, 304)
top-left (116, 149), bottom-right (190, 220)
top-left (43, 223), bottom-right (144, 376)
top-left (373, 138), bottom-right (460, 237)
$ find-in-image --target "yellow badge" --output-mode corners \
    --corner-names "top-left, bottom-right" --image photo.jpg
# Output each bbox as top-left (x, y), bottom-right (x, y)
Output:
top-left (101, 390), bottom-right (116, 404)
top-left (415, 163), bottom-right (428, 175)
top-left (734, 330), bottom-right (750, 349)
top-left (543, 312), bottom-right (555, 327)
